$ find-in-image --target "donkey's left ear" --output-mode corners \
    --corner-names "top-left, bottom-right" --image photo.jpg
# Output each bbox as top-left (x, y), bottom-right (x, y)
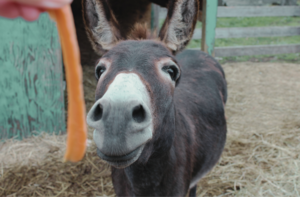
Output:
top-left (82, 0), bottom-right (122, 55)
top-left (159, 0), bottom-right (199, 54)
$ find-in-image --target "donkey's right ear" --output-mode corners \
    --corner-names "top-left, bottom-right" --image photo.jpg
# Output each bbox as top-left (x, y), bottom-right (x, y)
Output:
top-left (82, 0), bottom-right (121, 55)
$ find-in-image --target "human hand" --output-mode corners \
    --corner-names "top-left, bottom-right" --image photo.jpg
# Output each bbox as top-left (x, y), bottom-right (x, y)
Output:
top-left (0, 0), bottom-right (72, 21)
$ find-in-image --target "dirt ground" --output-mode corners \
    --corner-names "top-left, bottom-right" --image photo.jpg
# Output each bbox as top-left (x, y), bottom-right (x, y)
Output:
top-left (0, 62), bottom-right (299, 196)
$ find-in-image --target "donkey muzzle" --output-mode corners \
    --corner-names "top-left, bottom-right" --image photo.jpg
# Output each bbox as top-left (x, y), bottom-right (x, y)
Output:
top-left (86, 73), bottom-right (153, 168)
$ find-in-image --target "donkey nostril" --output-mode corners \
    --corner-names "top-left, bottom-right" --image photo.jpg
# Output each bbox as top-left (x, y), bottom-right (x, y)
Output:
top-left (132, 104), bottom-right (146, 123)
top-left (92, 104), bottom-right (103, 121)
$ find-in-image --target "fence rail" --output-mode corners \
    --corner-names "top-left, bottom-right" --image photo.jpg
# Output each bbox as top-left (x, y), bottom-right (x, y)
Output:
top-left (188, 44), bottom-right (300, 57)
top-left (217, 6), bottom-right (300, 17)
top-left (223, 0), bottom-right (298, 6)
top-left (159, 6), bottom-right (300, 19)
top-left (192, 26), bottom-right (300, 39)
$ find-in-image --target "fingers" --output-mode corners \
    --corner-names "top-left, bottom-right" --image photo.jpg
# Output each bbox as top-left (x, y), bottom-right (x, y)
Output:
top-left (0, 0), bottom-right (72, 21)
top-left (13, 0), bottom-right (73, 9)
top-left (0, 2), bottom-right (43, 21)
top-left (0, 2), bottom-right (19, 19)
top-left (19, 4), bottom-right (43, 21)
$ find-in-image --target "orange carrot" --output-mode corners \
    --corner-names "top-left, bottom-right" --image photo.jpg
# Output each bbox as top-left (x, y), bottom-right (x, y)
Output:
top-left (48, 5), bottom-right (87, 162)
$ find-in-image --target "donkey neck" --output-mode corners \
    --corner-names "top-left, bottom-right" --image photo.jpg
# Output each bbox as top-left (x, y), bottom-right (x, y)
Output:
top-left (122, 143), bottom-right (185, 196)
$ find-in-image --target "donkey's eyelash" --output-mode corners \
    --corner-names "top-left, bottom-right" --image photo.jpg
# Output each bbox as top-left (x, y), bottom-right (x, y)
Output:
top-left (96, 62), bottom-right (106, 68)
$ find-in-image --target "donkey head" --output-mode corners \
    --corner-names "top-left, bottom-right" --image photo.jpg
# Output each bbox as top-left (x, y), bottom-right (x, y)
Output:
top-left (84, 0), bottom-right (198, 168)
top-left (86, 41), bottom-right (180, 168)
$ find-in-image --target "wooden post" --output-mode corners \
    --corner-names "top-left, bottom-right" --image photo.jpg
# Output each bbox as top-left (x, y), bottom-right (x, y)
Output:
top-left (0, 14), bottom-right (65, 140)
top-left (201, 0), bottom-right (218, 56)
top-left (151, 4), bottom-right (160, 32)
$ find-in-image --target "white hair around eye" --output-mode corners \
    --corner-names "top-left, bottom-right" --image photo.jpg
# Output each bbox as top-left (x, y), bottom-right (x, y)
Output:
top-left (156, 58), bottom-right (180, 85)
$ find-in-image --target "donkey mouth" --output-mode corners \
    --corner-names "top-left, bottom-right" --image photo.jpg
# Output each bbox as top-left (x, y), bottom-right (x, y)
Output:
top-left (96, 145), bottom-right (145, 168)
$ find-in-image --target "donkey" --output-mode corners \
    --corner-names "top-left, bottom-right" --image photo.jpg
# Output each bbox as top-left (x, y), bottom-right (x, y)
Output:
top-left (84, 0), bottom-right (227, 196)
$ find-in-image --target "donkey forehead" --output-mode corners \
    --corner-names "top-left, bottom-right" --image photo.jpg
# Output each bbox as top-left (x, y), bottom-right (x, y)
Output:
top-left (102, 40), bottom-right (174, 62)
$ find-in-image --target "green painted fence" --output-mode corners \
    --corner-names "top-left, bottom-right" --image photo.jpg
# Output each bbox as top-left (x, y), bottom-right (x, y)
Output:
top-left (0, 14), bottom-right (65, 140)
top-left (201, 0), bottom-right (218, 56)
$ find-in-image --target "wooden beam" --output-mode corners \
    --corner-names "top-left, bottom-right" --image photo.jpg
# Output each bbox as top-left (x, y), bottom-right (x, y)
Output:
top-left (192, 26), bottom-right (300, 39)
top-left (189, 44), bottom-right (300, 57)
top-left (217, 6), bottom-right (300, 17)
top-left (151, 4), bottom-right (160, 32)
top-left (223, 0), bottom-right (298, 6)
top-left (159, 8), bottom-right (167, 19)
top-left (201, 0), bottom-right (207, 52)
top-left (201, 0), bottom-right (218, 55)
top-left (160, 6), bottom-right (300, 19)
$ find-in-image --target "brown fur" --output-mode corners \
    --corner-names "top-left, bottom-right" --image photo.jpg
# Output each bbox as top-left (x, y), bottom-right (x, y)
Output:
top-left (107, 0), bottom-right (152, 38)
top-left (128, 23), bottom-right (156, 40)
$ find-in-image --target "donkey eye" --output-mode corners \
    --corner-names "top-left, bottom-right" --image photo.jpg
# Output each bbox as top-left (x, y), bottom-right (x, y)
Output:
top-left (95, 66), bottom-right (106, 80)
top-left (163, 66), bottom-right (178, 81)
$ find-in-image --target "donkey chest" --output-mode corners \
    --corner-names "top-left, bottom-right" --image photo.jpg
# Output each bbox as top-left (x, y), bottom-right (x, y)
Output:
top-left (112, 149), bottom-right (191, 196)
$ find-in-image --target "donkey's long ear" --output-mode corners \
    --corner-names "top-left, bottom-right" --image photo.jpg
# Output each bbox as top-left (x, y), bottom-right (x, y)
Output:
top-left (159, 0), bottom-right (199, 54)
top-left (82, 0), bottom-right (121, 55)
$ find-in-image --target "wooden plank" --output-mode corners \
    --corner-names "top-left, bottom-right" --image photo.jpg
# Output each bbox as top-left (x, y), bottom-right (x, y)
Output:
top-left (159, 8), bottom-right (167, 19)
top-left (160, 6), bottom-right (300, 19)
top-left (0, 14), bottom-right (65, 140)
top-left (215, 26), bottom-right (300, 38)
top-left (189, 44), bottom-right (300, 57)
top-left (192, 26), bottom-right (300, 39)
top-left (192, 28), bottom-right (202, 39)
top-left (201, 0), bottom-right (207, 52)
top-left (214, 44), bottom-right (300, 57)
top-left (201, 0), bottom-right (218, 55)
top-left (223, 0), bottom-right (297, 6)
top-left (217, 6), bottom-right (300, 17)
top-left (151, 4), bottom-right (160, 31)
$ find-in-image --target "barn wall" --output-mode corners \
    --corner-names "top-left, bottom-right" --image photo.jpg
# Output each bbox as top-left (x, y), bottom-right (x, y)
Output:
top-left (0, 14), bottom-right (65, 140)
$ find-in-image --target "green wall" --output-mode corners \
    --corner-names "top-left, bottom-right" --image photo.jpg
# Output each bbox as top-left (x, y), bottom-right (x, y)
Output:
top-left (0, 13), bottom-right (65, 140)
